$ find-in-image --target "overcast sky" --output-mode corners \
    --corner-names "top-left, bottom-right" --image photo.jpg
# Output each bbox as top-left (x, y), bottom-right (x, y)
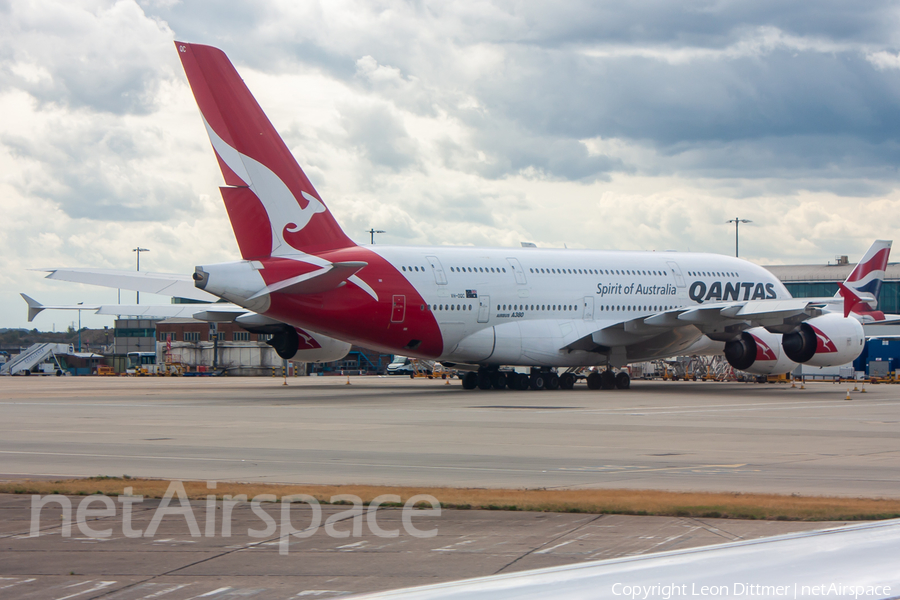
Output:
top-left (3, 0), bottom-right (900, 330)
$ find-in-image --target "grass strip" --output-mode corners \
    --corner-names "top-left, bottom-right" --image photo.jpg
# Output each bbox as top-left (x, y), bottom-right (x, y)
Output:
top-left (2, 477), bottom-right (899, 522)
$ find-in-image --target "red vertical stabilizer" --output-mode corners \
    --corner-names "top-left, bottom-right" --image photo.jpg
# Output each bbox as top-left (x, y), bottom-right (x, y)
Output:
top-left (175, 42), bottom-right (355, 257)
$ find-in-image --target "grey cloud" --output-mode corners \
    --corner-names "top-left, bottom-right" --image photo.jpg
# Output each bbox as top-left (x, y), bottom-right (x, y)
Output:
top-left (0, 1), bottom-right (176, 115)
top-left (459, 44), bottom-right (900, 183)
top-left (2, 123), bottom-right (196, 222)
top-left (141, 0), bottom-right (359, 78)
top-left (441, 1), bottom-right (900, 48)
top-left (339, 102), bottom-right (419, 171)
top-left (476, 49), bottom-right (900, 143)
top-left (140, 2), bottom-right (900, 183)
top-left (410, 191), bottom-right (496, 227)
top-left (438, 118), bottom-right (625, 182)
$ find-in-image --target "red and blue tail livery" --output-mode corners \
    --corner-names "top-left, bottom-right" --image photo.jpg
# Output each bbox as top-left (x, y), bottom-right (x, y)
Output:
top-left (839, 240), bottom-right (891, 316)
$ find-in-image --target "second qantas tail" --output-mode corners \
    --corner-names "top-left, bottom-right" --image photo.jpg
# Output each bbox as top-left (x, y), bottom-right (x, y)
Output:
top-left (175, 42), bottom-right (355, 258)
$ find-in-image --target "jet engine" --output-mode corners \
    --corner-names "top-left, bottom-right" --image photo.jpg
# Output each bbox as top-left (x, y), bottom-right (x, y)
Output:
top-left (268, 327), bottom-right (300, 359)
top-left (724, 328), bottom-right (799, 375)
top-left (781, 313), bottom-right (864, 368)
top-left (243, 323), bottom-right (351, 363)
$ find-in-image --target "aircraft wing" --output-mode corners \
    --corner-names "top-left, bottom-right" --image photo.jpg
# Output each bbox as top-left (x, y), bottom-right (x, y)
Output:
top-left (20, 294), bottom-right (245, 322)
top-left (34, 268), bottom-right (218, 302)
top-left (566, 297), bottom-right (833, 356)
top-left (347, 519), bottom-right (900, 599)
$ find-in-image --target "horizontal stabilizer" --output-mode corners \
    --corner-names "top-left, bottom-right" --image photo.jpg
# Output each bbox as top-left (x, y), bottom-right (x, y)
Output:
top-left (36, 268), bottom-right (218, 302)
top-left (191, 308), bottom-right (249, 322)
top-left (20, 293), bottom-right (45, 322)
top-left (249, 261), bottom-right (367, 299)
top-left (91, 304), bottom-right (242, 318)
top-left (20, 295), bottom-right (244, 320)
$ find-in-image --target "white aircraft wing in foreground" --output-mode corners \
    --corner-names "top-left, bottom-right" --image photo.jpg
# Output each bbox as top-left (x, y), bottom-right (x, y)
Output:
top-left (348, 519), bottom-right (900, 599)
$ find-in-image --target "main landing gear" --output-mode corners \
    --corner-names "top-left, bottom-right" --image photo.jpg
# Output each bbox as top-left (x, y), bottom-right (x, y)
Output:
top-left (462, 368), bottom-right (630, 391)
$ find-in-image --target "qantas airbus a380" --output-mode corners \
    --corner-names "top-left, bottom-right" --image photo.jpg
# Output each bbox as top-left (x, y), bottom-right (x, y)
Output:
top-left (26, 43), bottom-right (895, 391)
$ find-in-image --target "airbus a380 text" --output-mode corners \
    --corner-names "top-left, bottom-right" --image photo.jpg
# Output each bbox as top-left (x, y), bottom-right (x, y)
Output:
top-left (25, 43), bottom-right (895, 392)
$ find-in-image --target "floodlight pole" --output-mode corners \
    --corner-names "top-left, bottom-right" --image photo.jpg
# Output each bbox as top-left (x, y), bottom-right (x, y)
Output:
top-left (77, 302), bottom-right (83, 352)
top-left (133, 247), bottom-right (149, 303)
top-left (726, 218), bottom-right (751, 258)
top-left (366, 229), bottom-right (385, 244)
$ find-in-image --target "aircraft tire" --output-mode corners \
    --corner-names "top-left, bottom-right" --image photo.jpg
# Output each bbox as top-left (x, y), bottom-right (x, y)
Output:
top-left (600, 370), bottom-right (616, 390)
top-left (545, 373), bottom-right (560, 390)
top-left (477, 372), bottom-right (493, 390)
top-left (530, 374), bottom-right (546, 390)
top-left (560, 373), bottom-right (576, 390)
top-left (462, 371), bottom-right (478, 390)
top-left (514, 373), bottom-right (530, 390)
top-left (491, 371), bottom-right (507, 390)
top-left (586, 372), bottom-right (602, 390)
top-left (615, 371), bottom-right (631, 389)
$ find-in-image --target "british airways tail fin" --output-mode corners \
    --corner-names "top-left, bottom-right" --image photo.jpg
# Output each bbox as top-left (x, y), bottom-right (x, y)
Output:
top-left (836, 239), bottom-right (892, 317)
top-left (175, 42), bottom-right (355, 258)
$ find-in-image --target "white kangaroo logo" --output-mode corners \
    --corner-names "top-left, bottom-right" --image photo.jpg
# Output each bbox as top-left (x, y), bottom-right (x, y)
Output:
top-left (202, 116), bottom-right (326, 256)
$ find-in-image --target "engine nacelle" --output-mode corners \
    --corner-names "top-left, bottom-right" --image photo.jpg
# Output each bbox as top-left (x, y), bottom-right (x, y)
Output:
top-left (265, 326), bottom-right (351, 363)
top-left (781, 314), bottom-right (864, 368)
top-left (724, 328), bottom-right (798, 375)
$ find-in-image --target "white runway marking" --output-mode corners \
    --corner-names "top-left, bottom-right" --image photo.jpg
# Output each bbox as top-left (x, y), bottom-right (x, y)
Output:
top-left (54, 580), bottom-right (118, 600)
top-left (535, 539), bottom-right (576, 554)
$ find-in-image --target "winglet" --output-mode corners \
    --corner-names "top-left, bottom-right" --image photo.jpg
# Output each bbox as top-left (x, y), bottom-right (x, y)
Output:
top-left (838, 283), bottom-right (864, 318)
top-left (21, 293), bottom-right (44, 322)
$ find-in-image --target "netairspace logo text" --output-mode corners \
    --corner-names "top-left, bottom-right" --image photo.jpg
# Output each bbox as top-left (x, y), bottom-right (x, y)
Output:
top-left (28, 481), bottom-right (441, 556)
top-left (612, 583), bottom-right (893, 600)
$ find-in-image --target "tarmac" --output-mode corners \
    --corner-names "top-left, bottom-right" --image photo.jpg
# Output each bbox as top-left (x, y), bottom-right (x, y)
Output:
top-left (0, 493), bottom-right (853, 599)
top-left (0, 376), bottom-right (898, 496)
top-left (0, 375), bottom-right (898, 598)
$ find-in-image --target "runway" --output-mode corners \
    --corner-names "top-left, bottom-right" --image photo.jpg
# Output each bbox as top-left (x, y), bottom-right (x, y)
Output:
top-left (1, 376), bottom-right (898, 497)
